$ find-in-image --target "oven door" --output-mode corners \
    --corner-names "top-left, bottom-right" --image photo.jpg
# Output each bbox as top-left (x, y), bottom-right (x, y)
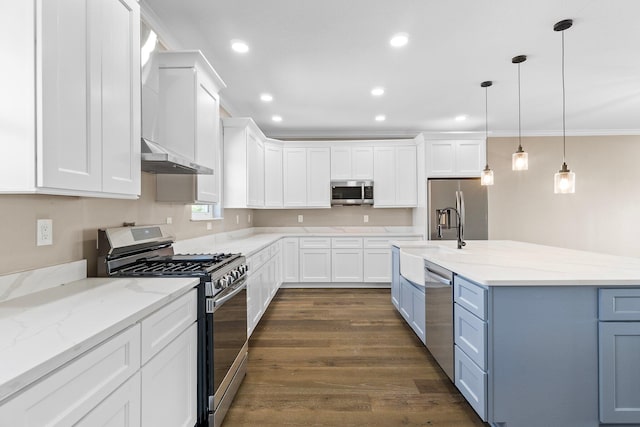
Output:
top-left (208, 278), bottom-right (248, 411)
top-left (331, 181), bottom-right (364, 205)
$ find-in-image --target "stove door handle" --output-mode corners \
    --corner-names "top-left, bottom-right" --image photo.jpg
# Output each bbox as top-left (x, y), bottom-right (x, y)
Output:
top-left (212, 279), bottom-right (247, 310)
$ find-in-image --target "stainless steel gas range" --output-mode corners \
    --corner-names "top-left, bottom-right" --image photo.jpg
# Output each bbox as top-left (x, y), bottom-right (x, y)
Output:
top-left (97, 224), bottom-right (248, 427)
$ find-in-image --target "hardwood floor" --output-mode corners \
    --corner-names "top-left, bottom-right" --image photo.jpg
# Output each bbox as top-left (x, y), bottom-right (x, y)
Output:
top-left (223, 289), bottom-right (487, 427)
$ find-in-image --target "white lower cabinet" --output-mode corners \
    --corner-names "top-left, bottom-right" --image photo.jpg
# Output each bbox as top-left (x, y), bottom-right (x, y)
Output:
top-left (141, 322), bottom-right (197, 427)
top-left (247, 242), bottom-right (284, 336)
top-left (282, 237), bottom-right (299, 282)
top-left (300, 249), bottom-right (332, 282)
top-left (76, 372), bottom-right (141, 427)
top-left (363, 249), bottom-right (391, 282)
top-left (331, 249), bottom-right (363, 282)
top-left (0, 325), bottom-right (141, 426)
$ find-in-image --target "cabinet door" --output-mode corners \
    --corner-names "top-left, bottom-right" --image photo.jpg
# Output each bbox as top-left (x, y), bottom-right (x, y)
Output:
top-left (427, 141), bottom-right (456, 177)
top-left (352, 146), bottom-right (373, 180)
top-left (76, 372), bottom-right (141, 427)
top-left (399, 277), bottom-right (413, 323)
top-left (100, 0), bottom-right (140, 196)
top-left (246, 272), bottom-right (261, 336)
top-left (247, 131), bottom-right (265, 207)
top-left (282, 238), bottom-right (299, 282)
top-left (299, 249), bottom-right (331, 282)
top-left (283, 148), bottom-right (307, 207)
top-left (391, 248), bottom-right (400, 308)
top-left (599, 322), bottom-right (640, 424)
top-left (330, 146), bottom-right (351, 180)
top-left (396, 146), bottom-right (417, 206)
top-left (40, 0), bottom-right (101, 192)
top-left (364, 249), bottom-right (392, 282)
top-left (141, 323), bottom-right (197, 427)
top-left (307, 147), bottom-right (330, 207)
top-left (411, 285), bottom-right (426, 344)
top-left (194, 81), bottom-right (219, 202)
top-left (331, 249), bottom-right (363, 282)
top-left (455, 140), bottom-right (484, 177)
top-left (373, 146), bottom-right (396, 206)
top-left (264, 143), bottom-right (283, 207)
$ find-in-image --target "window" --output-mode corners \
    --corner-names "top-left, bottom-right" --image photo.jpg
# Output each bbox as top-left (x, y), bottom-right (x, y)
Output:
top-left (191, 204), bottom-right (223, 221)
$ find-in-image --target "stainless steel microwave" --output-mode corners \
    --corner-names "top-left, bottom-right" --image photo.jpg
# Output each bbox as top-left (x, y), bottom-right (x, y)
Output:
top-left (330, 180), bottom-right (374, 205)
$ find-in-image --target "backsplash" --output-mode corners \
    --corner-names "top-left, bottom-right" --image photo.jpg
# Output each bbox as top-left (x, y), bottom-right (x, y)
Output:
top-left (253, 206), bottom-right (413, 227)
top-left (0, 173), bottom-right (254, 276)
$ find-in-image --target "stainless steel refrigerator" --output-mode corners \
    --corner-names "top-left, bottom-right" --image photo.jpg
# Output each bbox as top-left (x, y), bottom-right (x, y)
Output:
top-left (427, 178), bottom-right (488, 241)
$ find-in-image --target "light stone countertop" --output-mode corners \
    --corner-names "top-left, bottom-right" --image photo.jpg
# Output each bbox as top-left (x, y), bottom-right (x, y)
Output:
top-left (394, 240), bottom-right (640, 287)
top-left (0, 276), bottom-right (198, 403)
top-left (174, 226), bottom-right (422, 258)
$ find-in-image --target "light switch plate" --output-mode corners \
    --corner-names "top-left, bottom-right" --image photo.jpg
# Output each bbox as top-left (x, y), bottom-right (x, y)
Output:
top-left (37, 219), bottom-right (53, 246)
top-left (298, 215), bottom-right (303, 223)
top-left (364, 215), bottom-right (369, 223)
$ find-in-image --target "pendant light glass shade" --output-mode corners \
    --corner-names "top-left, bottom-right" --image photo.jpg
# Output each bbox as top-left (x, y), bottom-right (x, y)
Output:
top-left (512, 55), bottom-right (528, 171)
top-left (480, 80), bottom-right (493, 186)
top-left (553, 19), bottom-right (575, 194)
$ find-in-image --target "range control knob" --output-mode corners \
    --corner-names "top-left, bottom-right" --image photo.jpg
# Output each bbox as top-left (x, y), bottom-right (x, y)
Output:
top-left (239, 264), bottom-right (248, 274)
top-left (230, 270), bottom-right (240, 279)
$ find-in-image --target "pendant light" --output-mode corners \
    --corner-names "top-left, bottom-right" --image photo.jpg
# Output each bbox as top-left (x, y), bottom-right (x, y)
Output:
top-left (480, 80), bottom-right (494, 186)
top-left (512, 55), bottom-right (528, 171)
top-left (553, 19), bottom-right (576, 194)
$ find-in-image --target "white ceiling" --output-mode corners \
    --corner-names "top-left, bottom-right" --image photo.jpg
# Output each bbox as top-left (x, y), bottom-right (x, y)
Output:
top-left (142, 0), bottom-right (640, 139)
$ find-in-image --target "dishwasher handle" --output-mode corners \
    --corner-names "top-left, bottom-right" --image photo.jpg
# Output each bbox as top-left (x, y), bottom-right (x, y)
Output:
top-left (426, 268), bottom-right (452, 286)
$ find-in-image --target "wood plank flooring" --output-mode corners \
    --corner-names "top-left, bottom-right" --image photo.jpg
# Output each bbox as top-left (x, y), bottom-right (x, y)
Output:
top-left (223, 289), bottom-right (487, 427)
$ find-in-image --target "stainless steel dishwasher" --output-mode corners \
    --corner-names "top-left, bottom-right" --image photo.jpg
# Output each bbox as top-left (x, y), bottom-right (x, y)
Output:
top-left (424, 260), bottom-right (454, 381)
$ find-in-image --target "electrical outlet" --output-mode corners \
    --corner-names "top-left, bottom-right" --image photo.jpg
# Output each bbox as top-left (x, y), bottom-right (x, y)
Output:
top-left (206, 222), bottom-right (212, 230)
top-left (236, 215), bottom-right (239, 224)
top-left (248, 214), bottom-right (251, 223)
top-left (37, 219), bottom-right (53, 246)
top-left (298, 215), bottom-right (303, 223)
top-left (364, 215), bottom-right (369, 223)
top-left (166, 217), bottom-right (172, 224)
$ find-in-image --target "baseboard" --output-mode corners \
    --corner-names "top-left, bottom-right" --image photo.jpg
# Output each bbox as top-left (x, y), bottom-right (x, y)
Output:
top-left (280, 282), bottom-right (391, 289)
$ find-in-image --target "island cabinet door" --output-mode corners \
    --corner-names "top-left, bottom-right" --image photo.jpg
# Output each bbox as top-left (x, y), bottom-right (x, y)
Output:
top-left (599, 322), bottom-right (640, 424)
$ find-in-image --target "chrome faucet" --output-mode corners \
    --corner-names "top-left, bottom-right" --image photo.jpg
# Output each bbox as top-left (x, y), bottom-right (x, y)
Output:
top-left (436, 207), bottom-right (466, 249)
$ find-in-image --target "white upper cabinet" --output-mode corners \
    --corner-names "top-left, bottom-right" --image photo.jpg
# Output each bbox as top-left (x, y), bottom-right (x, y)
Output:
top-left (154, 51), bottom-right (226, 204)
top-left (264, 141), bottom-right (283, 207)
top-left (283, 146), bottom-right (330, 208)
top-left (0, 0), bottom-right (140, 198)
top-left (283, 147), bottom-right (307, 207)
top-left (223, 118), bottom-right (267, 208)
top-left (373, 145), bottom-right (417, 207)
top-left (307, 147), bottom-right (331, 207)
top-left (330, 146), bottom-right (373, 180)
top-left (427, 140), bottom-right (485, 177)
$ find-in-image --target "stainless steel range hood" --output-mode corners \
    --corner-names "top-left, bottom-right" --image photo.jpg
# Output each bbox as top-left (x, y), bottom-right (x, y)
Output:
top-left (141, 138), bottom-right (213, 175)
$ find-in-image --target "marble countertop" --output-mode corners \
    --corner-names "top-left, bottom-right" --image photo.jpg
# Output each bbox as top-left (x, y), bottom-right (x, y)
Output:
top-left (0, 276), bottom-right (198, 403)
top-left (174, 227), bottom-right (422, 258)
top-left (394, 240), bottom-right (640, 287)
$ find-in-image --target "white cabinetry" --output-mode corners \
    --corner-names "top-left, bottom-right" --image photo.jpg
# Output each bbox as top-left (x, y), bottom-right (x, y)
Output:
top-left (282, 237), bottom-right (300, 282)
top-left (223, 118), bottom-right (267, 208)
top-left (299, 238), bottom-right (331, 282)
top-left (363, 238), bottom-right (393, 282)
top-left (264, 141), bottom-right (284, 207)
top-left (427, 140), bottom-right (485, 178)
top-left (283, 147), bottom-right (330, 208)
top-left (155, 51), bottom-right (226, 204)
top-left (373, 145), bottom-right (417, 207)
top-left (0, 0), bottom-right (140, 198)
top-left (331, 238), bottom-right (363, 282)
top-left (247, 242), bottom-right (283, 336)
top-left (330, 146), bottom-right (373, 180)
top-left (76, 373), bottom-right (141, 427)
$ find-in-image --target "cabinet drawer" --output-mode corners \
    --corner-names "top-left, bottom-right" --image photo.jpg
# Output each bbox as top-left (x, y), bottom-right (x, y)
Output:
top-left (599, 288), bottom-right (640, 321)
top-left (0, 325), bottom-right (141, 427)
top-left (363, 237), bottom-right (391, 248)
top-left (141, 289), bottom-right (197, 364)
top-left (247, 247), bottom-right (269, 273)
top-left (270, 241), bottom-right (281, 257)
top-left (331, 237), bottom-right (363, 248)
top-left (299, 237), bottom-right (331, 249)
top-left (455, 345), bottom-right (487, 421)
top-left (454, 304), bottom-right (487, 370)
top-left (454, 275), bottom-right (487, 320)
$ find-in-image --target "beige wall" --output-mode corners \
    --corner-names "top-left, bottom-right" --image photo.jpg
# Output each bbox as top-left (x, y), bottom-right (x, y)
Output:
top-left (0, 173), bottom-right (253, 276)
top-left (487, 135), bottom-right (640, 257)
top-left (254, 206), bottom-right (413, 227)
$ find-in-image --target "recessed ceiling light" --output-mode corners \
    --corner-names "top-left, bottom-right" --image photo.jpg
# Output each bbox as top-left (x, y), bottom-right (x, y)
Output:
top-left (390, 33), bottom-right (409, 48)
top-left (455, 115), bottom-right (468, 121)
top-left (260, 93), bottom-right (273, 102)
top-left (375, 115), bottom-right (386, 122)
top-left (371, 87), bottom-right (385, 96)
top-left (272, 115), bottom-right (283, 122)
top-left (231, 40), bottom-right (249, 53)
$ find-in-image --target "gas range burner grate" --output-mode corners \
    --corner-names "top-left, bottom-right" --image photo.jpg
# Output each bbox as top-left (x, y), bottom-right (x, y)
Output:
top-left (112, 252), bottom-right (241, 277)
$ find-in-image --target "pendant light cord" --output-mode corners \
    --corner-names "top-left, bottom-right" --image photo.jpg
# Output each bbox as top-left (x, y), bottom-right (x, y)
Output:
top-left (485, 85), bottom-right (489, 167)
top-left (561, 30), bottom-right (566, 164)
top-left (517, 63), bottom-right (522, 149)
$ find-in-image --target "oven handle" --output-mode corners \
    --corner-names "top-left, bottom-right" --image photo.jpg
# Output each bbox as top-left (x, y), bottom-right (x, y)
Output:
top-left (213, 278), bottom-right (247, 309)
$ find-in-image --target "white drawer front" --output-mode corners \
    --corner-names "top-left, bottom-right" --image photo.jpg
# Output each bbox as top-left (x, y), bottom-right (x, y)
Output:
top-left (76, 372), bottom-right (141, 427)
top-left (599, 288), bottom-right (640, 321)
top-left (299, 237), bottom-right (331, 249)
top-left (454, 304), bottom-right (487, 370)
top-left (454, 275), bottom-right (487, 320)
top-left (363, 237), bottom-right (391, 249)
top-left (331, 237), bottom-right (363, 249)
top-left (455, 345), bottom-right (487, 421)
top-left (141, 289), bottom-right (197, 364)
top-left (0, 325), bottom-right (141, 427)
top-left (247, 248), bottom-right (269, 273)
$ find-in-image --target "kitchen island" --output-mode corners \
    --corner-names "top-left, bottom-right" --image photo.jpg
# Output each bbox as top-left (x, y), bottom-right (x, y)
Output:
top-left (394, 240), bottom-right (640, 427)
